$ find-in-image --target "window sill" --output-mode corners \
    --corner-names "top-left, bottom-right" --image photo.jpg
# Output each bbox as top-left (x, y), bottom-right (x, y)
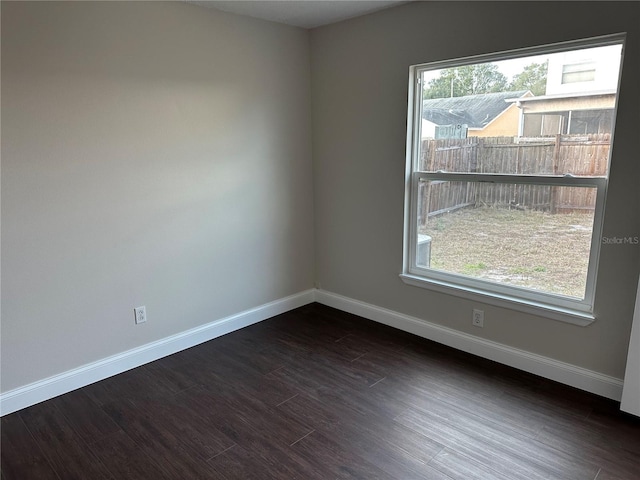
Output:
top-left (399, 273), bottom-right (595, 326)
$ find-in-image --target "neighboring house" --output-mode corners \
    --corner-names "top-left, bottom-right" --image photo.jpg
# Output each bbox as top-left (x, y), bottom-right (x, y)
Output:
top-left (509, 44), bottom-right (621, 136)
top-left (545, 44), bottom-right (621, 95)
top-left (421, 90), bottom-right (532, 139)
top-left (509, 90), bottom-right (616, 136)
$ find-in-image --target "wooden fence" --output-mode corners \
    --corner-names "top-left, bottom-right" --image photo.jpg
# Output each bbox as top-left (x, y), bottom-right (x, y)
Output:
top-left (419, 134), bottom-right (610, 224)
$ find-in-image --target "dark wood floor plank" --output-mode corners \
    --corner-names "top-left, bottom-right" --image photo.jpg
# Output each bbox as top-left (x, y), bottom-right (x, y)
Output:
top-left (173, 382), bottom-right (314, 449)
top-left (396, 403), bottom-right (600, 480)
top-left (280, 391), bottom-right (444, 464)
top-left (18, 402), bottom-right (113, 480)
top-left (298, 346), bottom-right (387, 387)
top-left (199, 404), bottom-right (336, 480)
top-left (142, 356), bottom-right (200, 393)
top-left (98, 398), bottom-right (219, 479)
top-left (309, 304), bottom-right (408, 343)
top-left (347, 343), bottom-right (440, 382)
top-left (492, 389), bottom-right (592, 431)
top-left (269, 365), bottom-right (399, 423)
top-left (47, 388), bottom-right (120, 445)
top-left (0, 414), bottom-right (60, 480)
top-left (351, 344), bottom-right (512, 408)
top-left (428, 448), bottom-right (513, 480)
top-left (290, 429), bottom-right (395, 480)
top-left (208, 445), bottom-right (274, 480)
top-left (176, 343), bottom-right (303, 406)
top-left (266, 344), bottom-right (387, 405)
top-left (82, 364), bottom-right (180, 406)
top-left (208, 443), bottom-right (324, 480)
top-left (594, 469), bottom-right (629, 480)
top-left (204, 327), bottom-right (300, 376)
top-left (495, 379), bottom-right (594, 421)
top-left (277, 393), bottom-right (448, 480)
top-left (131, 394), bottom-right (235, 460)
top-left (90, 430), bottom-right (173, 480)
top-left (397, 409), bottom-right (547, 480)
top-left (393, 336), bottom-right (550, 399)
top-left (370, 374), bottom-right (545, 439)
top-left (219, 366), bottom-right (303, 407)
top-left (534, 422), bottom-right (640, 479)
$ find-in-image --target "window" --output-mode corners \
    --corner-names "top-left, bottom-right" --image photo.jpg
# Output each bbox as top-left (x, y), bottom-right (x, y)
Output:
top-left (402, 35), bottom-right (624, 324)
top-left (568, 109), bottom-right (614, 134)
top-left (523, 109), bottom-right (614, 136)
top-left (523, 112), bottom-right (569, 135)
top-left (562, 62), bottom-right (596, 84)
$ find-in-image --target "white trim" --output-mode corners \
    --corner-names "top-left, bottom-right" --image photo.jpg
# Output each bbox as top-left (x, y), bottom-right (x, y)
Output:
top-left (0, 289), bottom-right (316, 416)
top-left (315, 289), bottom-right (623, 401)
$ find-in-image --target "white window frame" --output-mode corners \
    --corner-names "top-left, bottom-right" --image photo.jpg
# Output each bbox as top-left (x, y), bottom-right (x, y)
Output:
top-left (401, 34), bottom-right (625, 326)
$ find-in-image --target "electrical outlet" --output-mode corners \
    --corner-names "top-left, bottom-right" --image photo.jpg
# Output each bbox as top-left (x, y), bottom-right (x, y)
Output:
top-left (472, 308), bottom-right (484, 327)
top-left (134, 306), bottom-right (147, 324)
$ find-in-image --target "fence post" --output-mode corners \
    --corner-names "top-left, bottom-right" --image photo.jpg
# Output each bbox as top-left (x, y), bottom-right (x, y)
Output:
top-left (467, 137), bottom-right (479, 205)
top-left (550, 134), bottom-right (561, 214)
top-left (420, 139), bottom-right (433, 227)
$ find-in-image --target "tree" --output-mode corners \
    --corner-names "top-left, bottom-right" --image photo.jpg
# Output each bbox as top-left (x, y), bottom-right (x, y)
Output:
top-left (423, 64), bottom-right (508, 99)
top-left (508, 61), bottom-right (548, 96)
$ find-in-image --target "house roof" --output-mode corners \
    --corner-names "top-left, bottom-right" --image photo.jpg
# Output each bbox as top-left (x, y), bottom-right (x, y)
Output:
top-left (422, 90), bottom-right (530, 129)
top-left (505, 89), bottom-right (616, 104)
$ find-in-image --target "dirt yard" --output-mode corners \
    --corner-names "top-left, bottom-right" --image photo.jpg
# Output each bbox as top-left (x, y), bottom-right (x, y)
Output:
top-left (420, 206), bottom-right (594, 298)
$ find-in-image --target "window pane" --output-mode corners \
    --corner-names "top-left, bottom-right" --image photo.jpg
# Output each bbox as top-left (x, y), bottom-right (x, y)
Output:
top-left (562, 69), bottom-right (596, 84)
top-left (568, 110), bottom-right (614, 134)
top-left (416, 179), bottom-right (597, 299)
top-left (561, 62), bottom-right (596, 84)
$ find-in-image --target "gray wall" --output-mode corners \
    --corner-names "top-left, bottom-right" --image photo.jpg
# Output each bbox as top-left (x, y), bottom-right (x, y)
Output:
top-left (1, 1), bottom-right (314, 392)
top-left (311, 1), bottom-right (640, 378)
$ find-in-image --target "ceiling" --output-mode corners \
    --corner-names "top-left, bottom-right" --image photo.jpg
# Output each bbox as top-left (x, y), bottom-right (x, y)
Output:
top-left (187, 0), bottom-right (413, 29)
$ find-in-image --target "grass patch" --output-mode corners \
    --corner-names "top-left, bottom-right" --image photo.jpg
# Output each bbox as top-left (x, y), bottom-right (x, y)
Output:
top-left (463, 262), bottom-right (487, 274)
top-left (420, 206), bottom-right (594, 298)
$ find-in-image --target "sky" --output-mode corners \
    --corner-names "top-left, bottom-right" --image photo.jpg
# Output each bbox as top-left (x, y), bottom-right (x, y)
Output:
top-left (421, 44), bottom-right (622, 90)
top-left (421, 53), bottom-right (550, 85)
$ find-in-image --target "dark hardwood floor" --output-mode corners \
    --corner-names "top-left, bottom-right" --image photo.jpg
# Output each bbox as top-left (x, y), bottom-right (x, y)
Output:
top-left (2, 303), bottom-right (640, 479)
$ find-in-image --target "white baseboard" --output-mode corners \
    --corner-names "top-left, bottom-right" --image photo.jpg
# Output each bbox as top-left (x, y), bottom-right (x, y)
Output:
top-left (0, 289), bottom-right (315, 416)
top-left (315, 289), bottom-right (624, 401)
top-left (2, 287), bottom-right (624, 416)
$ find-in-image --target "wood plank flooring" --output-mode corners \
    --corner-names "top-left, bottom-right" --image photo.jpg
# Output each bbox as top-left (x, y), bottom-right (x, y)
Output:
top-left (2, 303), bottom-right (640, 479)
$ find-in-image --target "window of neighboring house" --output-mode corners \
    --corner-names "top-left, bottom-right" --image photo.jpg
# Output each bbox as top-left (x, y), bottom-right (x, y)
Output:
top-left (523, 112), bottom-right (568, 136)
top-left (568, 109), bottom-right (614, 134)
top-left (402, 35), bottom-right (624, 324)
top-left (523, 109), bottom-right (614, 136)
top-left (562, 62), bottom-right (596, 84)
top-left (539, 112), bottom-right (568, 135)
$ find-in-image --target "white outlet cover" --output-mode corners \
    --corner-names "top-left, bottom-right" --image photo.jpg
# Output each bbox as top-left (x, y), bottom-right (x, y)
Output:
top-left (472, 309), bottom-right (484, 327)
top-left (134, 306), bottom-right (146, 324)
